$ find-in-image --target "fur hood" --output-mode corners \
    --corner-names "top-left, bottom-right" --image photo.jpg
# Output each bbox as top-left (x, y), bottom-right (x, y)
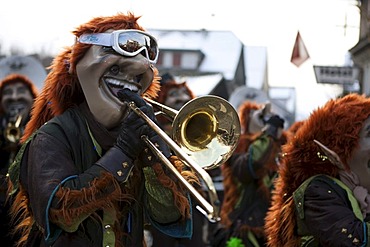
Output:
top-left (21, 12), bottom-right (161, 143)
top-left (265, 93), bottom-right (370, 246)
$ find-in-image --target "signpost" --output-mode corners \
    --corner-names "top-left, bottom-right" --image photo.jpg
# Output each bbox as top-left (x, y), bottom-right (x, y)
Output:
top-left (313, 65), bottom-right (361, 85)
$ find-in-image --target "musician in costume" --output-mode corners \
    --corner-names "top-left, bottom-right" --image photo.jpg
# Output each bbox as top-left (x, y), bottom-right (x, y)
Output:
top-left (0, 73), bottom-right (38, 246)
top-left (211, 100), bottom-right (286, 247)
top-left (0, 74), bottom-right (38, 168)
top-left (7, 12), bottom-right (198, 247)
top-left (265, 93), bottom-right (370, 246)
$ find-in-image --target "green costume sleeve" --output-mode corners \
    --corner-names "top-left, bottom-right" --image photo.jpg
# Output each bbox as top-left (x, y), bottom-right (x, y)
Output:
top-left (247, 134), bottom-right (273, 179)
top-left (250, 134), bottom-right (271, 162)
top-left (143, 167), bottom-right (181, 224)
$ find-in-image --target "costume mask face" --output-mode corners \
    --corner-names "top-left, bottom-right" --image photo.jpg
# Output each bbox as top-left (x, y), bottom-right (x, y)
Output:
top-left (248, 103), bottom-right (271, 134)
top-left (76, 44), bottom-right (154, 129)
top-left (348, 116), bottom-right (370, 192)
top-left (165, 86), bottom-right (192, 110)
top-left (1, 82), bottom-right (33, 123)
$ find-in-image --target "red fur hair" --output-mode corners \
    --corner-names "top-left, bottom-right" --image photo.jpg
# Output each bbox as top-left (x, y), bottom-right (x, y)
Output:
top-left (235, 101), bottom-right (262, 152)
top-left (21, 12), bottom-right (161, 143)
top-left (265, 93), bottom-right (370, 246)
top-left (284, 120), bottom-right (305, 146)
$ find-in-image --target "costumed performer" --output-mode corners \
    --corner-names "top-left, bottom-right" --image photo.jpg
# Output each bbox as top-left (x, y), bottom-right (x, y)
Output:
top-left (265, 93), bottom-right (370, 246)
top-left (7, 12), bottom-right (198, 247)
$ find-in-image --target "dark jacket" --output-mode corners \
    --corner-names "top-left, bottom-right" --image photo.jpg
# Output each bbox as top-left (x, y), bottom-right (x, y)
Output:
top-left (9, 104), bottom-right (192, 247)
top-left (293, 175), bottom-right (367, 247)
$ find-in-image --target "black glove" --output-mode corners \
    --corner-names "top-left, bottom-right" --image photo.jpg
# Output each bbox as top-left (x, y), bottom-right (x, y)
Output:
top-left (114, 89), bottom-right (157, 160)
top-left (118, 90), bottom-right (172, 165)
top-left (95, 89), bottom-right (156, 182)
top-left (263, 115), bottom-right (285, 139)
top-left (266, 115), bottom-right (284, 128)
top-left (96, 90), bottom-right (172, 181)
top-left (139, 134), bottom-right (172, 166)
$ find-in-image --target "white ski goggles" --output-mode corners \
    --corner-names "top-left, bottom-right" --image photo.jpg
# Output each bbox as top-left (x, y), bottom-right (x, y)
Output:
top-left (78, 29), bottom-right (159, 63)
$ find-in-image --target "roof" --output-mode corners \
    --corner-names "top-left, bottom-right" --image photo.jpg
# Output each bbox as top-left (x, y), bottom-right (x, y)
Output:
top-left (148, 29), bottom-right (243, 80)
top-left (244, 46), bottom-right (268, 89)
top-left (148, 29), bottom-right (295, 123)
top-left (174, 73), bottom-right (224, 96)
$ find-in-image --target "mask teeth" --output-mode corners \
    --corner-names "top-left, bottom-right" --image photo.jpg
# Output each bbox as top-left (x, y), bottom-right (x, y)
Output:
top-left (108, 83), bottom-right (139, 97)
top-left (8, 103), bottom-right (25, 114)
top-left (123, 83), bottom-right (139, 92)
top-left (106, 78), bottom-right (139, 96)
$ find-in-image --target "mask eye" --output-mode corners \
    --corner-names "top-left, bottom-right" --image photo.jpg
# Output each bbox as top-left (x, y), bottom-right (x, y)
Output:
top-left (102, 46), bottom-right (115, 53)
top-left (109, 65), bottom-right (120, 75)
top-left (2, 88), bottom-right (13, 96)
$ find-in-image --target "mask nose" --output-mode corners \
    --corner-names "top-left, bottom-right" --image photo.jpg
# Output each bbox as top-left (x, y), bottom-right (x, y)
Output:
top-left (117, 54), bottom-right (152, 75)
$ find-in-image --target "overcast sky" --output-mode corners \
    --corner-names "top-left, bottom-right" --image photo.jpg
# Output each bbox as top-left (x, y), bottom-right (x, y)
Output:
top-left (0, 0), bottom-right (361, 120)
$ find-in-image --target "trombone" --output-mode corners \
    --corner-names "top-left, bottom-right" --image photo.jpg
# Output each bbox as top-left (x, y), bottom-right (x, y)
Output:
top-left (128, 95), bottom-right (241, 222)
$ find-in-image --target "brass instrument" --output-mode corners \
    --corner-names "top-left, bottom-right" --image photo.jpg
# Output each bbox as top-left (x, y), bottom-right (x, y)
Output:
top-left (128, 95), bottom-right (241, 222)
top-left (3, 114), bottom-right (23, 167)
top-left (5, 114), bottom-right (22, 143)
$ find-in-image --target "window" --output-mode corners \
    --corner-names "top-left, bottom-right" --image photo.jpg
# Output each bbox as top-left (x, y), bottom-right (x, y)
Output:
top-left (156, 50), bottom-right (203, 70)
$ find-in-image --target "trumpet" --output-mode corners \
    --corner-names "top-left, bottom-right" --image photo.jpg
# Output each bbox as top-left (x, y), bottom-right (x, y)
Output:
top-left (5, 114), bottom-right (22, 144)
top-left (128, 95), bottom-right (241, 222)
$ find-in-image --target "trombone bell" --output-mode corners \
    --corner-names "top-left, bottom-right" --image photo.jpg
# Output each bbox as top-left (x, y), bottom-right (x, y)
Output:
top-left (172, 95), bottom-right (240, 170)
top-left (181, 111), bottom-right (217, 151)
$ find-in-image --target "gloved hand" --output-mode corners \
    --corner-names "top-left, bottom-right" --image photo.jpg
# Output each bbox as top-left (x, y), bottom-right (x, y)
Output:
top-left (115, 89), bottom-right (157, 159)
top-left (116, 89), bottom-right (172, 162)
top-left (95, 89), bottom-right (159, 182)
top-left (262, 114), bottom-right (285, 139)
top-left (140, 135), bottom-right (172, 166)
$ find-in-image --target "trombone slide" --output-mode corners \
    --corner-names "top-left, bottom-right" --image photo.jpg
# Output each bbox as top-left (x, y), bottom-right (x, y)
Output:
top-left (129, 102), bottom-right (221, 222)
top-left (142, 136), bottom-right (220, 222)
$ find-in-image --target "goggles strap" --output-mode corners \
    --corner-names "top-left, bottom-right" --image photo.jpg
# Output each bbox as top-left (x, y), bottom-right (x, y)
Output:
top-left (78, 33), bottom-right (112, 46)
